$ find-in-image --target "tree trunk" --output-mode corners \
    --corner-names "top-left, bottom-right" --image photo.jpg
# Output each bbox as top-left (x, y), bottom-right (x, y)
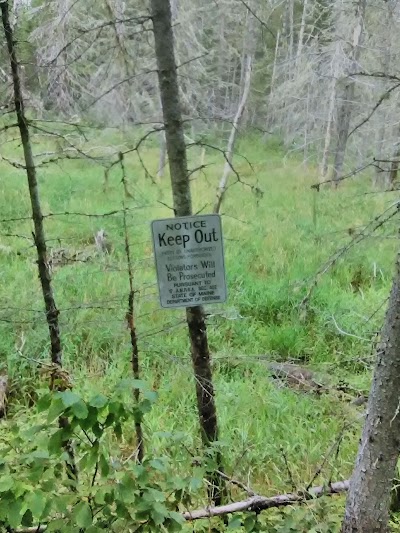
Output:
top-left (296, 0), bottom-right (308, 67)
top-left (214, 53), bottom-right (252, 214)
top-left (332, 0), bottom-right (367, 187)
top-left (388, 138), bottom-right (400, 189)
top-left (150, 0), bottom-right (224, 505)
top-left (1, 0), bottom-right (77, 482)
top-left (374, 0), bottom-right (396, 187)
top-left (266, 29), bottom-right (280, 131)
top-left (214, 6), bottom-right (255, 214)
top-left (320, 42), bottom-right (340, 183)
top-left (342, 252), bottom-right (400, 532)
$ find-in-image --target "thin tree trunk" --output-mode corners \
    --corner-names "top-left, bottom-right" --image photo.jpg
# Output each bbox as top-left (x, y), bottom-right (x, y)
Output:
top-left (374, 1), bottom-right (395, 187)
top-left (0, 0), bottom-right (77, 482)
top-left (342, 252), bottom-right (400, 532)
top-left (320, 43), bottom-right (340, 182)
top-left (388, 136), bottom-right (400, 189)
top-left (150, 0), bottom-right (224, 505)
top-left (332, 0), bottom-right (367, 187)
top-left (120, 155), bottom-right (144, 463)
top-left (214, 53), bottom-right (252, 214)
top-left (266, 29), bottom-right (280, 131)
top-left (214, 7), bottom-right (255, 214)
top-left (296, 0), bottom-right (308, 67)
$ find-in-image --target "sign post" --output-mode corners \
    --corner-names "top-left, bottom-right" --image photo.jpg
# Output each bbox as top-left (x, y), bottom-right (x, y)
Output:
top-left (151, 214), bottom-right (227, 308)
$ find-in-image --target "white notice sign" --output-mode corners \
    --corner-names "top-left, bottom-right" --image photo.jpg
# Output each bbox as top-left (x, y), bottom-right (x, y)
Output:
top-left (151, 214), bottom-right (227, 308)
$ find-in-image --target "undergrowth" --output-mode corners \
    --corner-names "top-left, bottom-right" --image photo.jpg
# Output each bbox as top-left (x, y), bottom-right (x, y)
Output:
top-left (0, 130), bottom-right (398, 530)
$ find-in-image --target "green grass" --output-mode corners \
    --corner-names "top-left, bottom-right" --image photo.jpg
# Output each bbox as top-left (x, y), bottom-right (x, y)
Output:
top-left (0, 128), bottom-right (398, 529)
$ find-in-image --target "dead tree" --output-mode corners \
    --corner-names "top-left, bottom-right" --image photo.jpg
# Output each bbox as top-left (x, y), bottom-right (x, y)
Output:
top-left (332, 0), bottom-right (367, 187)
top-left (0, 0), bottom-right (77, 481)
top-left (342, 252), bottom-right (400, 532)
top-left (214, 3), bottom-right (255, 214)
top-left (150, 0), bottom-right (224, 505)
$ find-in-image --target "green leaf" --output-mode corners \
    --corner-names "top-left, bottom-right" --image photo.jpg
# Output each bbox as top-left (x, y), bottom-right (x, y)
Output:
top-left (144, 389), bottom-right (158, 403)
top-left (89, 394), bottom-right (108, 408)
top-left (86, 526), bottom-right (103, 533)
top-left (78, 406), bottom-right (98, 431)
top-left (148, 458), bottom-right (167, 472)
top-left (71, 400), bottom-right (89, 419)
top-left (47, 518), bottom-right (67, 532)
top-left (150, 502), bottom-right (169, 525)
top-left (0, 475), bottom-right (14, 492)
top-left (59, 390), bottom-right (81, 408)
top-left (139, 399), bottom-right (153, 414)
top-left (47, 397), bottom-right (65, 424)
top-left (7, 500), bottom-right (23, 528)
top-left (228, 516), bottom-right (243, 529)
top-left (244, 515), bottom-right (257, 532)
top-left (115, 379), bottom-right (146, 394)
top-left (73, 501), bottom-right (92, 528)
top-left (25, 491), bottom-right (46, 520)
top-left (37, 393), bottom-right (52, 413)
top-left (48, 429), bottom-right (64, 455)
top-left (99, 453), bottom-right (110, 477)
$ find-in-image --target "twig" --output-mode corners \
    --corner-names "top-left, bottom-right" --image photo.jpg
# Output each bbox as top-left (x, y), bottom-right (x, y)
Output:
top-left (280, 447), bottom-right (297, 492)
top-left (215, 470), bottom-right (257, 497)
top-left (331, 315), bottom-right (371, 342)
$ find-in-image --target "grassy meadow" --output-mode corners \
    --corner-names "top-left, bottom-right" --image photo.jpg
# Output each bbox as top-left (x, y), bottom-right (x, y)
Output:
top-left (0, 128), bottom-right (399, 530)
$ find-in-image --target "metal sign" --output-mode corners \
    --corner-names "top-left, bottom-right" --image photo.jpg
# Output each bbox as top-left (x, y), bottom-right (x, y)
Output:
top-left (151, 214), bottom-right (227, 308)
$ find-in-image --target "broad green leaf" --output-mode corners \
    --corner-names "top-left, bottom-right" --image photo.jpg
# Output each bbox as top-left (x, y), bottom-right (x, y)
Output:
top-left (88, 394), bottom-right (108, 408)
top-left (7, 500), bottom-right (23, 528)
top-left (37, 393), bottom-right (52, 413)
top-left (25, 491), bottom-right (46, 520)
top-left (0, 475), bottom-right (14, 492)
top-left (71, 400), bottom-right (88, 419)
top-left (144, 389), bottom-right (158, 403)
top-left (150, 502), bottom-right (169, 525)
top-left (163, 516), bottom-right (184, 532)
top-left (86, 526), bottom-right (103, 533)
top-left (244, 515), bottom-right (257, 532)
top-left (47, 397), bottom-right (65, 424)
top-left (47, 518), bottom-right (67, 531)
top-left (48, 429), bottom-right (64, 455)
top-left (59, 390), bottom-right (81, 408)
top-left (73, 501), bottom-right (92, 528)
top-left (228, 516), bottom-right (243, 529)
top-left (143, 488), bottom-right (166, 503)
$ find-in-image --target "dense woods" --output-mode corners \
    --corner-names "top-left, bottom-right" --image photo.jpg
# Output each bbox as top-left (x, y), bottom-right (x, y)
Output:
top-left (3, 0), bottom-right (400, 184)
top-left (2, 0), bottom-right (400, 531)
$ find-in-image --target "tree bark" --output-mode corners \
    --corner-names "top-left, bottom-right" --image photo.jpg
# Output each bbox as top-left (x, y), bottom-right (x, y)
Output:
top-left (150, 0), bottom-right (224, 505)
top-left (332, 0), bottom-right (367, 187)
top-left (1, 0), bottom-right (77, 483)
top-left (342, 252), bottom-right (400, 532)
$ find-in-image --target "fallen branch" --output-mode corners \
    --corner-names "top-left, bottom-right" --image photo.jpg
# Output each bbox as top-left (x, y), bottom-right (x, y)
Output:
top-left (183, 480), bottom-right (350, 521)
top-left (15, 480), bottom-right (350, 531)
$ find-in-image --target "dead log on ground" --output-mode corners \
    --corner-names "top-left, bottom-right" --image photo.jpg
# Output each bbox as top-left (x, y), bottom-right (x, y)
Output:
top-left (183, 479), bottom-right (350, 521)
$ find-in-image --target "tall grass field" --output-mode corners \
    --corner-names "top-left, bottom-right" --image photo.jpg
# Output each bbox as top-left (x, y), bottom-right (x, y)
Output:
top-left (0, 129), bottom-right (398, 531)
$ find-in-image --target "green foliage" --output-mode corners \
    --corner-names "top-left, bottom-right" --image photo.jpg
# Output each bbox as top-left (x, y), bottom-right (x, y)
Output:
top-left (0, 133), bottom-right (394, 531)
top-left (0, 382), bottom-right (204, 531)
